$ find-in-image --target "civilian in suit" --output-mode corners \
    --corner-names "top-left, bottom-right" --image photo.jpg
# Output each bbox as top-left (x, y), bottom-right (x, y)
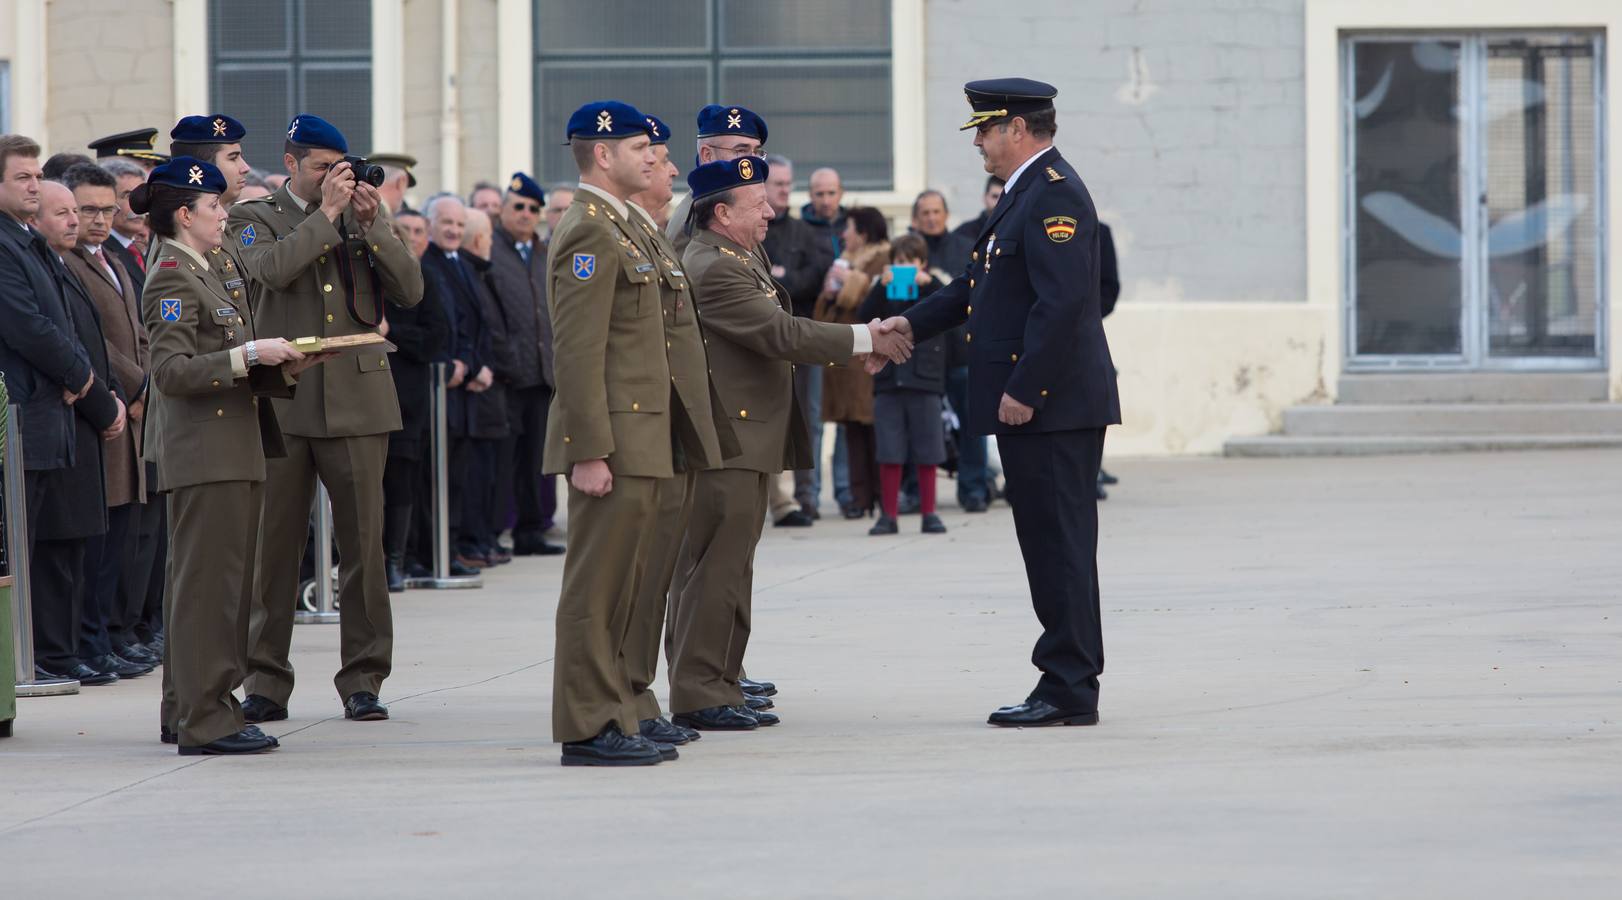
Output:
top-left (459, 207), bottom-right (514, 565)
top-left (61, 163), bottom-right (158, 672)
top-left (101, 157), bottom-right (151, 295)
top-left (31, 180), bottom-right (129, 682)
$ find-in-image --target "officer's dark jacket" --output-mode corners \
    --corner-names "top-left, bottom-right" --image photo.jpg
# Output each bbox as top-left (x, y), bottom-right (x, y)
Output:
top-left (1099, 222), bottom-right (1120, 318)
top-left (486, 223), bottom-right (551, 389)
top-left (859, 274), bottom-right (947, 396)
top-left (905, 147), bottom-right (1120, 436)
top-left (0, 215), bottom-right (94, 471)
top-left (35, 260), bottom-right (122, 541)
top-left (761, 214), bottom-right (832, 318)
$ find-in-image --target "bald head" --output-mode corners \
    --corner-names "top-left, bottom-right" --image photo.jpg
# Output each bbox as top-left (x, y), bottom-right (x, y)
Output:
top-left (808, 167), bottom-right (843, 221)
top-left (35, 180), bottom-right (80, 254)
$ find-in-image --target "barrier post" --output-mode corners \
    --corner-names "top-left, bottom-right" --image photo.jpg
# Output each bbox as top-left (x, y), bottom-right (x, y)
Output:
top-left (294, 484), bottom-right (340, 624)
top-left (408, 362), bottom-right (479, 589)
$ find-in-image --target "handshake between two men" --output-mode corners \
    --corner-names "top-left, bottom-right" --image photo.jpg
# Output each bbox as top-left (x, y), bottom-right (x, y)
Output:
top-left (864, 317), bottom-right (1035, 427)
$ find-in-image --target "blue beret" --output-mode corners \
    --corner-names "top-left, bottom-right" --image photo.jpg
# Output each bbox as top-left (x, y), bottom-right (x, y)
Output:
top-left (565, 101), bottom-right (648, 141)
top-left (695, 104), bottom-right (767, 145)
top-left (686, 156), bottom-right (768, 201)
top-left (146, 156), bottom-right (228, 194)
top-left (643, 114), bottom-right (671, 145)
top-left (285, 114), bottom-right (348, 153)
top-left (962, 78), bottom-right (1057, 130)
top-left (506, 172), bottom-right (544, 204)
top-left (171, 114), bottom-right (246, 144)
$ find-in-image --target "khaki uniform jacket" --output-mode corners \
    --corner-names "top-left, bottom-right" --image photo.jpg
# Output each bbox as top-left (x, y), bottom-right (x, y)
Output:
top-left (543, 192), bottom-right (688, 478)
top-left (65, 245), bottom-right (147, 506)
top-left (225, 183), bottom-right (423, 437)
top-left (141, 239), bottom-right (293, 493)
top-left (626, 206), bottom-right (740, 470)
top-left (682, 229), bottom-right (855, 474)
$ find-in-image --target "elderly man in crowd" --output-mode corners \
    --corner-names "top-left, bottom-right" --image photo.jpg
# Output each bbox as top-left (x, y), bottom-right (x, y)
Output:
top-left (542, 184), bottom-right (574, 242)
top-left (663, 104), bottom-right (768, 255)
top-left (100, 157), bottom-right (150, 292)
top-left (467, 182), bottom-right (502, 218)
top-left (909, 190), bottom-right (973, 275)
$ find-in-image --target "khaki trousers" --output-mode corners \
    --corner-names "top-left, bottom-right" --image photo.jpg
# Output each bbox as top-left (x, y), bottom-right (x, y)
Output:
top-left (246, 433), bottom-right (393, 705)
top-left (552, 474), bottom-right (662, 744)
top-left (667, 468), bottom-right (769, 714)
top-left (160, 481), bottom-right (263, 747)
top-left (623, 472), bottom-right (694, 721)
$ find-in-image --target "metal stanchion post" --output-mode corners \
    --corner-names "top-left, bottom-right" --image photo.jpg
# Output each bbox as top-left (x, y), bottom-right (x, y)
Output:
top-left (294, 484), bottom-right (340, 624)
top-left (407, 362), bottom-right (479, 589)
top-left (4, 401), bottom-right (78, 696)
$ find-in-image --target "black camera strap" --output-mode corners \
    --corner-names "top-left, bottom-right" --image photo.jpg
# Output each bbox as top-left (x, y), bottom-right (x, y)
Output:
top-left (335, 225), bottom-right (384, 328)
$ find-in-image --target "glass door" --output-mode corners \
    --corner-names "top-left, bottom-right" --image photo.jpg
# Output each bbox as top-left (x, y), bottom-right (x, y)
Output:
top-left (1346, 33), bottom-right (1606, 369)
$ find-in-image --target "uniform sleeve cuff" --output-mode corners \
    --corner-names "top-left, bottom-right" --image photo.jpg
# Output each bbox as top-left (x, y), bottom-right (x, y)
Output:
top-left (849, 323), bottom-right (873, 355)
top-left (230, 346), bottom-right (249, 379)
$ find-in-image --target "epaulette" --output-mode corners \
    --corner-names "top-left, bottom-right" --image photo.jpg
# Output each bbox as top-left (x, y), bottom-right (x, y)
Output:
top-left (1045, 166), bottom-right (1065, 183)
top-left (157, 257), bottom-right (179, 269)
top-left (237, 195), bottom-right (276, 204)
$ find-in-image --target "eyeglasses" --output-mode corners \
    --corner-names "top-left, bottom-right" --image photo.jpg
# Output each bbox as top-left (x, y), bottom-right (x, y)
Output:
top-left (78, 205), bottom-right (120, 221)
top-left (510, 201), bottom-right (541, 213)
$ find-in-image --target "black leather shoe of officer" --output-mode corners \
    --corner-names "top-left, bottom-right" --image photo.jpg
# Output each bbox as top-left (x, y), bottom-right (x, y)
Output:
top-left (160, 725), bottom-right (178, 745)
top-left (145, 633), bottom-right (165, 657)
top-left (739, 706), bottom-right (780, 727)
top-left (739, 677), bottom-right (776, 697)
top-left (561, 725), bottom-right (664, 767)
top-left (1098, 467), bottom-right (1119, 486)
top-left (987, 699), bottom-right (1099, 728)
top-left (90, 653), bottom-right (148, 678)
top-left (639, 716), bottom-right (696, 745)
top-left (868, 515), bottom-right (898, 536)
top-left (241, 694), bottom-right (288, 723)
top-left (743, 694), bottom-right (774, 711)
top-left (386, 555), bottom-right (407, 592)
top-left (178, 729), bottom-right (279, 756)
top-left (672, 705), bottom-right (759, 731)
top-left (961, 496), bottom-right (989, 513)
top-left (43, 662), bottom-right (118, 686)
top-left (344, 692), bottom-right (389, 721)
top-left (921, 513), bottom-right (948, 534)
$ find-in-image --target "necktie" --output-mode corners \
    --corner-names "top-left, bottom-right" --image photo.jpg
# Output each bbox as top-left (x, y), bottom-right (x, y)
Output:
top-left (132, 243), bottom-right (146, 273)
top-left (517, 242), bottom-right (531, 265)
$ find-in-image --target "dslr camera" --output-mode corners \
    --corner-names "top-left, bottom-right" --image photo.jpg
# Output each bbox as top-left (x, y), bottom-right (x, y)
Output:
top-left (341, 155), bottom-right (387, 188)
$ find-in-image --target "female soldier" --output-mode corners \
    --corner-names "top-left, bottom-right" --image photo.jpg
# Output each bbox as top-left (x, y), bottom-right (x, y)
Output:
top-left (137, 157), bottom-right (326, 755)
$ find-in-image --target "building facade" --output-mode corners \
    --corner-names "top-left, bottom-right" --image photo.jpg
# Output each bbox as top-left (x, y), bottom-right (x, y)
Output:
top-left (4, 0), bottom-right (1616, 455)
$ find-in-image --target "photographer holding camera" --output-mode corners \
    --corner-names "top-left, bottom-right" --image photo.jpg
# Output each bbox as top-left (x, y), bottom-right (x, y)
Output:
top-left (225, 114), bottom-right (424, 725)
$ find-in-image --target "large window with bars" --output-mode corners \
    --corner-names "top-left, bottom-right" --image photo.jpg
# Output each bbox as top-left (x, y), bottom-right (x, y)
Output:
top-left (532, 0), bottom-right (892, 189)
top-left (209, 0), bottom-right (373, 172)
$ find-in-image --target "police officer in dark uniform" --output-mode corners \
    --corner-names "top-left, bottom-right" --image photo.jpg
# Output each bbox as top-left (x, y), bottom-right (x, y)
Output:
top-left (876, 79), bottom-right (1121, 727)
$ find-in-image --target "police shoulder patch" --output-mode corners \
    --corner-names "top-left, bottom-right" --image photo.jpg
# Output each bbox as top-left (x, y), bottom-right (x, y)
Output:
top-left (159, 298), bottom-right (182, 322)
top-left (240, 224), bottom-right (257, 246)
top-left (572, 253), bottom-right (596, 280)
top-left (1043, 216), bottom-right (1078, 243)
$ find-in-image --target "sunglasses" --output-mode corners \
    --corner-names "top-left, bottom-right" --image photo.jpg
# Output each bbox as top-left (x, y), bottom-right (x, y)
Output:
top-left (511, 201), bottom-right (541, 213)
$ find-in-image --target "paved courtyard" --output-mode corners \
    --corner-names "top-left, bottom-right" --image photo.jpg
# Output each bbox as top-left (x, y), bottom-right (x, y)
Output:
top-left (2, 451), bottom-right (1618, 898)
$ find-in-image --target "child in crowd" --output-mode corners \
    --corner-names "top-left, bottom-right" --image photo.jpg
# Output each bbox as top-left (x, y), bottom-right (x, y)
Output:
top-left (858, 234), bottom-right (950, 536)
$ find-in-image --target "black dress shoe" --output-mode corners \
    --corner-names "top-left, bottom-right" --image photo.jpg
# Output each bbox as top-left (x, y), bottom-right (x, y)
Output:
top-left (449, 560), bottom-right (481, 577)
top-left (639, 716), bottom-right (695, 745)
top-left (739, 706), bottom-right (780, 727)
top-left (241, 694), bottom-right (288, 723)
top-left (513, 535), bottom-right (567, 556)
top-left (739, 678), bottom-right (777, 697)
top-left (921, 513), bottom-right (947, 534)
top-left (672, 705), bottom-right (758, 731)
top-left (53, 663), bottom-right (118, 686)
top-left (986, 699), bottom-right (1099, 728)
top-left (743, 694), bottom-right (774, 711)
top-left (773, 509), bottom-right (814, 528)
top-left (405, 560), bottom-right (432, 579)
top-left (561, 725), bottom-right (663, 766)
top-left (961, 496), bottom-right (989, 513)
top-left (1095, 483), bottom-right (1108, 501)
top-left (1098, 467), bottom-right (1119, 486)
top-left (386, 557), bottom-right (407, 593)
top-left (868, 515), bottom-right (898, 536)
top-left (178, 729), bottom-right (279, 756)
top-left (344, 692), bottom-right (389, 721)
top-left (117, 642), bottom-right (160, 666)
top-left (160, 726), bottom-right (178, 745)
top-left (89, 653), bottom-right (149, 678)
top-left (651, 741), bottom-right (679, 762)
top-left (486, 548), bottom-right (513, 565)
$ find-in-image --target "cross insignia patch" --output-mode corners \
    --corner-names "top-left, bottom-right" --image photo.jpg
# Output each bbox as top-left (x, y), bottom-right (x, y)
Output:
top-left (596, 111), bottom-right (613, 132)
top-left (160, 298), bottom-right (182, 322)
top-left (187, 165), bottom-right (204, 185)
top-left (213, 118), bottom-right (228, 136)
top-left (727, 110), bottom-right (742, 129)
top-left (572, 253), bottom-right (596, 280)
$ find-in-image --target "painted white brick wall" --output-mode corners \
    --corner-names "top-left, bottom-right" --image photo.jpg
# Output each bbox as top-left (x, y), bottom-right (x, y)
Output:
top-left (925, 0), bottom-right (1306, 305)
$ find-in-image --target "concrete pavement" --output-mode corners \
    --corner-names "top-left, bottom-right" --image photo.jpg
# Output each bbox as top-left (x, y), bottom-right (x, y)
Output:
top-left (2, 451), bottom-right (1618, 898)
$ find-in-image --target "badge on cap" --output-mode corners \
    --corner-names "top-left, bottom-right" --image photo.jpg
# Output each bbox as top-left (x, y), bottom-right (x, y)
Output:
top-left (213, 118), bottom-right (228, 137)
top-left (572, 253), bottom-right (596, 280)
top-left (737, 158), bottom-right (754, 180)
top-left (511, 176), bottom-right (523, 191)
top-left (1043, 216), bottom-right (1077, 243)
top-left (727, 109), bottom-right (743, 130)
top-left (240, 225), bottom-right (256, 247)
top-left (596, 111), bottom-right (613, 133)
top-left (160, 298), bottom-right (182, 322)
top-left (187, 165), bottom-right (205, 185)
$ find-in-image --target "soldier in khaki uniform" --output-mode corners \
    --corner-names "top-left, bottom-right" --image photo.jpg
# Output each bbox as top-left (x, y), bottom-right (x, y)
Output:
top-left (546, 101), bottom-right (698, 767)
top-left (135, 158), bottom-right (325, 754)
top-left (663, 104), bottom-right (767, 258)
top-left (226, 115), bottom-right (424, 723)
top-left (618, 114), bottom-right (739, 748)
top-left (668, 158), bottom-right (912, 731)
top-left (167, 113), bottom-right (258, 300)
